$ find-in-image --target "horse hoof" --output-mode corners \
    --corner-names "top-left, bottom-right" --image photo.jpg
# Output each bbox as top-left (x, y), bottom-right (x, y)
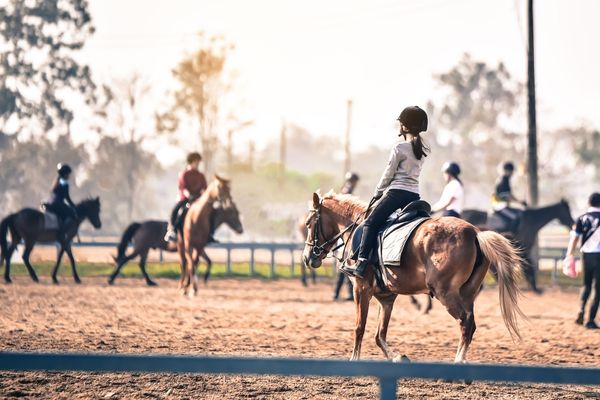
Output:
top-left (52, 279), bottom-right (59, 285)
top-left (108, 279), bottom-right (115, 285)
top-left (4, 277), bottom-right (12, 284)
top-left (393, 355), bottom-right (411, 363)
top-left (74, 279), bottom-right (82, 284)
top-left (146, 280), bottom-right (158, 287)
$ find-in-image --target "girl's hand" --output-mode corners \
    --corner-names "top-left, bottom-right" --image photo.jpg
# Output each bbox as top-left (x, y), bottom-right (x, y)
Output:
top-left (562, 256), bottom-right (578, 278)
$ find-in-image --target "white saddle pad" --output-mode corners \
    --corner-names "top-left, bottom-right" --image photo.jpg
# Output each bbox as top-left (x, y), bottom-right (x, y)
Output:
top-left (43, 212), bottom-right (59, 230)
top-left (380, 217), bottom-right (429, 266)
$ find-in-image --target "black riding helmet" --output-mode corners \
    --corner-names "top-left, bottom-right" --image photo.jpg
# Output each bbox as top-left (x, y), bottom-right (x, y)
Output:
top-left (442, 161), bottom-right (461, 177)
top-left (502, 161), bottom-right (515, 172)
top-left (57, 163), bottom-right (72, 178)
top-left (344, 172), bottom-right (359, 182)
top-left (398, 106), bottom-right (428, 134)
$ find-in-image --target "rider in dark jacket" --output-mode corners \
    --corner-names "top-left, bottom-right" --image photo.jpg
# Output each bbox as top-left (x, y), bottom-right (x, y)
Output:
top-left (46, 164), bottom-right (78, 238)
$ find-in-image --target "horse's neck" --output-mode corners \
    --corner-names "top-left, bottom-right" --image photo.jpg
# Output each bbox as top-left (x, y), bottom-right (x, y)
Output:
top-left (523, 203), bottom-right (561, 234)
top-left (324, 198), bottom-right (365, 228)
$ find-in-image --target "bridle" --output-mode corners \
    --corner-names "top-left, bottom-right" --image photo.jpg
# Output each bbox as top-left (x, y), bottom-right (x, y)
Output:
top-left (305, 197), bottom-right (376, 260)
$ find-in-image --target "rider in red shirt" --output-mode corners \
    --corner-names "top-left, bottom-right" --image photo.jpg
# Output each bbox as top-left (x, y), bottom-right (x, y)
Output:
top-left (165, 152), bottom-right (207, 242)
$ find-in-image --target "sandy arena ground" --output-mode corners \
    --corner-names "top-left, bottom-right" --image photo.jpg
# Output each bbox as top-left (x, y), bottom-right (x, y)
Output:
top-left (0, 277), bottom-right (598, 399)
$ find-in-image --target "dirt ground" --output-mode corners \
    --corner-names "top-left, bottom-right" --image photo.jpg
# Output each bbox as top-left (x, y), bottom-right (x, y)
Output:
top-left (0, 277), bottom-right (598, 399)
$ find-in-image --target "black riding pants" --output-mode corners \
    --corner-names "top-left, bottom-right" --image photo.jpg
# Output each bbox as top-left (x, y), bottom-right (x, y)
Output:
top-left (46, 202), bottom-right (76, 223)
top-left (357, 189), bottom-right (420, 260)
top-left (443, 210), bottom-right (461, 218)
top-left (580, 252), bottom-right (600, 322)
top-left (170, 199), bottom-right (188, 227)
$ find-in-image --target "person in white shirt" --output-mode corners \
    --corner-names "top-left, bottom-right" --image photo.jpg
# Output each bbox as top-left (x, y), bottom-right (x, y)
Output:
top-left (565, 192), bottom-right (600, 329)
top-left (432, 161), bottom-right (464, 218)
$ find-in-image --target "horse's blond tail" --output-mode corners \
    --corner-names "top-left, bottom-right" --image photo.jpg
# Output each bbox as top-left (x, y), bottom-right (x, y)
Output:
top-left (476, 231), bottom-right (525, 340)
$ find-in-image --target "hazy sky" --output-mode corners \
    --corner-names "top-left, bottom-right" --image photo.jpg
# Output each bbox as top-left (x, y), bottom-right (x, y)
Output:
top-left (77, 0), bottom-right (600, 155)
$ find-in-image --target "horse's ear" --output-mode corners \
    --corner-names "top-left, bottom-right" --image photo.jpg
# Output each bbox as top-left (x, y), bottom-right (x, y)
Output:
top-left (312, 192), bottom-right (321, 209)
top-left (95, 196), bottom-right (100, 203)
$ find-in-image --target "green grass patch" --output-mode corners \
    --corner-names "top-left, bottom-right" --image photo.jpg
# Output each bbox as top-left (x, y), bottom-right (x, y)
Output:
top-left (6, 262), bottom-right (582, 287)
top-left (4, 261), bottom-right (336, 280)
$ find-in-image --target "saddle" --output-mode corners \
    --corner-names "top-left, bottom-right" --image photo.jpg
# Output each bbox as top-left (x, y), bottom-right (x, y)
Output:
top-left (39, 203), bottom-right (60, 231)
top-left (350, 200), bottom-right (431, 288)
top-left (489, 208), bottom-right (523, 234)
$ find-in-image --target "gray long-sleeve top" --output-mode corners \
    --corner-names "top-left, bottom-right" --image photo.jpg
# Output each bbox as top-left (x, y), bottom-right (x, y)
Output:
top-left (374, 140), bottom-right (424, 197)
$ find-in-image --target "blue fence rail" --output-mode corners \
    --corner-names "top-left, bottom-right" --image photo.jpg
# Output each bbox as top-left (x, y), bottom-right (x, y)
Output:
top-left (1, 352), bottom-right (599, 400)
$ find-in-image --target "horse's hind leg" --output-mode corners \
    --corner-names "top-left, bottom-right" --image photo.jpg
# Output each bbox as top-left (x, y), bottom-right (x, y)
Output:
top-left (108, 250), bottom-right (140, 285)
top-left (139, 250), bottom-right (156, 286)
top-left (21, 241), bottom-right (39, 283)
top-left (438, 292), bottom-right (475, 363)
top-left (200, 249), bottom-right (212, 284)
top-left (51, 247), bottom-right (65, 284)
top-left (374, 292), bottom-right (397, 360)
top-left (4, 240), bottom-right (19, 283)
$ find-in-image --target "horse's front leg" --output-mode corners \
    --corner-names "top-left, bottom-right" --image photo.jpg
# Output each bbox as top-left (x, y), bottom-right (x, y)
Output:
top-left (350, 275), bottom-right (373, 361)
top-left (51, 246), bottom-right (65, 284)
top-left (374, 292), bottom-right (397, 360)
top-left (64, 244), bottom-right (80, 284)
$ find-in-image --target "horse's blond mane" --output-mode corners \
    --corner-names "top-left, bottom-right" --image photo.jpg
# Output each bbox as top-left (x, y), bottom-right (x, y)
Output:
top-left (321, 190), bottom-right (367, 221)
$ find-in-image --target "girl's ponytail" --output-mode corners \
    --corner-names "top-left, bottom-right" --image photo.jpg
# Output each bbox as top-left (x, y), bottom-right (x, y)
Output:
top-left (411, 134), bottom-right (430, 160)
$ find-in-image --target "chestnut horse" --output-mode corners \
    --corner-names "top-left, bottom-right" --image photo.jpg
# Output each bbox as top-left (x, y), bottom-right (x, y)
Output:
top-left (302, 191), bottom-right (524, 362)
top-left (179, 176), bottom-right (242, 296)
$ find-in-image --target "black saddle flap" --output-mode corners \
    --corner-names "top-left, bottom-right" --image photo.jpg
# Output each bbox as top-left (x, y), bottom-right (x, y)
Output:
top-left (350, 200), bottom-right (431, 262)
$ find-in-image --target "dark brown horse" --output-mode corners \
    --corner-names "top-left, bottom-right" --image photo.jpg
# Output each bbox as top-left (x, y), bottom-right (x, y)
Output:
top-left (0, 198), bottom-right (102, 284)
top-left (463, 200), bottom-right (574, 292)
top-left (180, 176), bottom-right (241, 296)
top-left (108, 203), bottom-right (243, 286)
top-left (303, 191), bottom-right (524, 362)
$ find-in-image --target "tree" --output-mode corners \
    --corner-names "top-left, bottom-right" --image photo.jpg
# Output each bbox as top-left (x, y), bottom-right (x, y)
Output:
top-left (425, 54), bottom-right (525, 205)
top-left (80, 137), bottom-right (162, 233)
top-left (0, 134), bottom-right (87, 211)
top-left (0, 0), bottom-right (96, 137)
top-left (157, 33), bottom-right (233, 175)
top-left (90, 73), bottom-right (162, 222)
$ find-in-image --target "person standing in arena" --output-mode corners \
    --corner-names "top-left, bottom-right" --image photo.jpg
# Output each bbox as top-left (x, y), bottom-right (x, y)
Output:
top-left (164, 152), bottom-right (207, 242)
top-left (341, 106), bottom-right (429, 279)
top-left (565, 192), bottom-right (600, 329)
top-left (432, 161), bottom-right (464, 218)
top-left (333, 172), bottom-right (359, 301)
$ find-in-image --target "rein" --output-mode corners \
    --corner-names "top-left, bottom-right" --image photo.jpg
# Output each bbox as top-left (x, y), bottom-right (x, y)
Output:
top-left (305, 197), bottom-right (376, 260)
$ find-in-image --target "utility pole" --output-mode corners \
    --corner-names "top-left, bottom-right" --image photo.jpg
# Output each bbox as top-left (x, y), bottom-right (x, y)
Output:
top-left (527, 0), bottom-right (539, 206)
top-left (227, 129), bottom-right (233, 174)
top-left (344, 99), bottom-right (353, 176)
top-left (279, 120), bottom-right (286, 176)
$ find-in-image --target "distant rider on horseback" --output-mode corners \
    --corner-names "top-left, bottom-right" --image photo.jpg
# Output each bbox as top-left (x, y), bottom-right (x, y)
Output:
top-left (432, 161), bottom-right (464, 218)
top-left (45, 163), bottom-right (78, 240)
top-left (341, 106), bottom-right (429, 279)
top-left (492, 161), bottom-right (527, 232)
top-left (165, 152), bottom-right (207, 242)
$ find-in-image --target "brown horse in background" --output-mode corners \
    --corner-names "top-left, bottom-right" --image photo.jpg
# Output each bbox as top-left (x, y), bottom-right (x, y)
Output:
top-left (180, 176), bottom-right (242, 296)
top-left (303, 191), bottom-right (524, 362)
top-left (108, 202), bottom-right (243, 286)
